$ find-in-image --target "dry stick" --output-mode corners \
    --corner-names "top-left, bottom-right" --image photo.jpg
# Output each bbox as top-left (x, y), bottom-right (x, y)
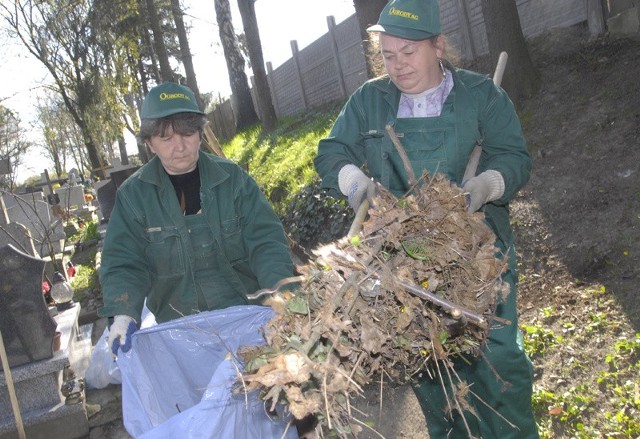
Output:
top-left (323, 372), bottom-right (332, 430)
top-left (300, 275), bottom-right (354, 354)
top-left (203, 125), bottom-right (226, 158)
top-left (378, 369), bottom-right (384, 420)
top-left (447, 365), bottom-right (519, 431)
top-left (396, 280), bottom-right (487, 329)
top-left (442, 363), bottom-right (474, 438)
top-left (0, 330), bottom-right (26, 439)
top-left (385, 124), bottom-right (416, 186)
top-left (347, 199), bottom-right (370, 238)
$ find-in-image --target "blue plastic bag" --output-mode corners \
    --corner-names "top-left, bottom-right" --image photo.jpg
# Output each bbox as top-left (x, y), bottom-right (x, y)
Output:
top-left (117, 305), bottom-right (298, 438)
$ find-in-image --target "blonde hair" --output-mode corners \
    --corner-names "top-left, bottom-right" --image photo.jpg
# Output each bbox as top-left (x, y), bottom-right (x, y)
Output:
top-left (366, 34), bottom-right (460, 78)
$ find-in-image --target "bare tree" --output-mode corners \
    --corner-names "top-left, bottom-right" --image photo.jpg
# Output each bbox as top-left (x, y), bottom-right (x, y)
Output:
top-left (481, 0), bottom-right (539, 104)
top-left (170, 0), bottom-right (204, 110)
top-left (0, 0), bottom-right (138, 178)
top-left (36, 97), bottom-right (89, 177)
top-left (214, 0), bottom-right (258, 130)
top-left (0, 106), bottom-right (31, 190)
top-left (237, 0), bottom-right (277, 131)
top-left (145, 0), bottom-right (174, 82)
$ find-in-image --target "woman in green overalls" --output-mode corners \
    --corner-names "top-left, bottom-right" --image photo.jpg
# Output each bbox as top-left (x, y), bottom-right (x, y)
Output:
top-left (314, 0), bottom-right (539, 437)
top-left (99, 82), bottom-right (295, 355)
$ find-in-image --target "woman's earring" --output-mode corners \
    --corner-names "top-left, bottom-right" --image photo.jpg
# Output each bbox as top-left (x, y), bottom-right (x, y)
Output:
top-left (438, 58), bottom-right (446, 77)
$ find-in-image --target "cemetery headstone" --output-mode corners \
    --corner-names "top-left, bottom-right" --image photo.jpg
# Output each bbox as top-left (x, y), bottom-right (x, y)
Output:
top-left (54, 186), bottom-right (85, 211)
top-left (0, 244), bottom-right (57, 368)
top-left (3, 194), bottom-right (66, 256)
top-left (0, 222), bottom-right (38, 257)
top-left (94, 179), bottom-right (116, 223)
top-left (110, 166), bottom-right (139, 189)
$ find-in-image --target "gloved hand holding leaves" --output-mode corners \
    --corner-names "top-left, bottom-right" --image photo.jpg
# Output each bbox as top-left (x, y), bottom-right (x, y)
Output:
top-left (462, 170), bottom-right (505, 213)
top-left (338, 164), bottom-right (377, 213)
top-left (107, 315), bottom-right (137, 358)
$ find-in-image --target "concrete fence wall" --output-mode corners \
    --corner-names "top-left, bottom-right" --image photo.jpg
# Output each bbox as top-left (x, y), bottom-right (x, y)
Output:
top-left (208, 0), bottom-right (598, 141)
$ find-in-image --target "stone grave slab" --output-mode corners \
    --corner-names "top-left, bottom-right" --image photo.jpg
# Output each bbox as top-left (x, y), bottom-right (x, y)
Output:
top-left (54, 186), bottom-right (85, 210)
top-left (0, 303), bottom-right (90, 439)
top-left (94, 180), bottom-right (116, 223)
top-left (4, 195), bottom-right (66, 255)
top-left (0, 222), bottom-right (38, 257)
top-left (0, 244), bottom-right (57, 368)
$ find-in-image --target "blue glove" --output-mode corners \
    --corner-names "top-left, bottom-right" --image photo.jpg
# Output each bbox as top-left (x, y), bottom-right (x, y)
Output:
top-left (462, 170), bottom-right (505, 212)
top-left (338, 164), bottom-right (377, 213)
top-left (107, 315), bottom-right (137, 357)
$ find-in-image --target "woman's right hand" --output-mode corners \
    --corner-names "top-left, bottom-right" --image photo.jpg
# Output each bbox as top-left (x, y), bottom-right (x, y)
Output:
top-left (338, 164), bottom-right (377, 213)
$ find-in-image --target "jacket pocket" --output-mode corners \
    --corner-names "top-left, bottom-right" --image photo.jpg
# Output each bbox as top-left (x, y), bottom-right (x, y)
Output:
top-left (220, 216), bottom-right (246, 263)
top-left (144, 226), bottom-right (185, 278)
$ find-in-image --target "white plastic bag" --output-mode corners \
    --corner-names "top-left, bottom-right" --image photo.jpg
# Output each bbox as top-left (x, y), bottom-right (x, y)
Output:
top-left (84, 326), bottom-right (121, 389)
top-left (117, 305), bottom-right (298, 439)
top-left (85, 303), bottom-right (156, 389)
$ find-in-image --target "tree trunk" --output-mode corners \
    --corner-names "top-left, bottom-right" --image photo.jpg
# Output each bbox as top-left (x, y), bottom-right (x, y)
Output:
top-left (145, 0), bottom-right (173, 82)
top-left (353, 0), bottom-right (388, 79)
top-left (237, 0), bottom-right (277, 131)
top-left (214, 0), bottom-right (258, 130)
top-left (480, 0), bottom-right (539, 105)
top-left (117, 137), bottom-right (129, 165)
top-left (170, 0), bottom-right (204, 110)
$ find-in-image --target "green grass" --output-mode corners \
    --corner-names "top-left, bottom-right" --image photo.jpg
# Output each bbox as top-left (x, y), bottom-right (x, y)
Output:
top-left (222, 102), bottom-right (343, 215)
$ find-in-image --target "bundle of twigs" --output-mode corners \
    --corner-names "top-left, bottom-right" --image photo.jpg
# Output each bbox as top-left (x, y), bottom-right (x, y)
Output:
top-left (236, 162), bottom-right (510, 436)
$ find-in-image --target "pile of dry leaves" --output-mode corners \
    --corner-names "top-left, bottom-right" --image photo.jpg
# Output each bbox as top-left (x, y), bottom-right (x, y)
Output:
top-left (237, 172), bottom-right (510, 437)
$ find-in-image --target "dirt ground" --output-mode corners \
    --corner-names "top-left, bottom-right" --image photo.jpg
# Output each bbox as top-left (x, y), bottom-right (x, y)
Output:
top-left (77, 25), bottom-right (640, 438)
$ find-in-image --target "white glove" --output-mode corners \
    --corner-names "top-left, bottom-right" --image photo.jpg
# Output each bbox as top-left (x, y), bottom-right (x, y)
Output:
top-left (462, 170), bottom-right (505, 212)
top-left (338, 164), bottom-right (376, 212)
top-left (107, 315), bottom-right (137, 358)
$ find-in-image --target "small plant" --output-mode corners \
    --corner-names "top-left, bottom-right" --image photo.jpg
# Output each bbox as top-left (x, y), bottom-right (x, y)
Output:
top-left (70, 263), bottom-right (97, 299)
top-left (521, 318), bottom-right (564, 358)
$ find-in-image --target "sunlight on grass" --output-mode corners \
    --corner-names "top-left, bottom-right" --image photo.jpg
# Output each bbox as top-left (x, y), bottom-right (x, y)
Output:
top-left (221, 103), bottom-right (339, 214)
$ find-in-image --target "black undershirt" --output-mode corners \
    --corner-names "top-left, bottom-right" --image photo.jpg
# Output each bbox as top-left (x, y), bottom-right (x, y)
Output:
top-left (167, 166), bottom-right (201, 215)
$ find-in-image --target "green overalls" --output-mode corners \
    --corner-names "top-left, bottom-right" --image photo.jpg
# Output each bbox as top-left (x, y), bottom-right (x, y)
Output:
top-left (315, 68), bottom-right (539, 438)
top-left (99, 151), bottom-right (294, 324)
top-left (184, 212), bottom-right (248, 312)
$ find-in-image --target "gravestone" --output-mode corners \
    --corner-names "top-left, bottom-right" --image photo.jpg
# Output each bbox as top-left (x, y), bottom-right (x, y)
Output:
top-left (0, 244), bottom-right (57, 368)
top-left (94, 179), bottom-right (116, 223)
top-left (3, 194), bottom-right (66, 255)
top-left (0, 222), bottom-right (38, 257)
top-left (54, 186), bottom-right (85, 210)
top-left (95, 165), bottom-right (139, 223)
top-left (110, 166), bottom-right (139, 189)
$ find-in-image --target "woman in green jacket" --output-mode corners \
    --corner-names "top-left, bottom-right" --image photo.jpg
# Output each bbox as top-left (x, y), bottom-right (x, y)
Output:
top-left (99, 82), bottom-right (295, 355)
top-left (314, 0), bottom-right (538, 437)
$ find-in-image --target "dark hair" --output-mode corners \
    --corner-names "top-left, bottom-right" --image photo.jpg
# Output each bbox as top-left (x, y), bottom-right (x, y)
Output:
top-left (138, 112), bottom-right (208, 142)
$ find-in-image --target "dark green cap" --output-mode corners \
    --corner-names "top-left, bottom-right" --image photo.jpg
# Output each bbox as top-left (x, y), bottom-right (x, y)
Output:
top-left (140, 82), bottom-right (204, 119)
top-left (367, 0), bottom-right (441, 41)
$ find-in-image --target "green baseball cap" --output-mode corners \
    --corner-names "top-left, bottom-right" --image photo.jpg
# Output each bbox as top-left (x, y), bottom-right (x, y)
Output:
top-left (140, 82), bottom-right (204, 119)
top-left (367, 0), bottom-right (441, 41)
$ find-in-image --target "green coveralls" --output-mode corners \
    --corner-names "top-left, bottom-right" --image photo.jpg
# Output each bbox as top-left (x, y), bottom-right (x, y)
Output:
top-left (98, 150), bottom-right (294, 324)
top-left (314, 67), bottom-right (539, 438)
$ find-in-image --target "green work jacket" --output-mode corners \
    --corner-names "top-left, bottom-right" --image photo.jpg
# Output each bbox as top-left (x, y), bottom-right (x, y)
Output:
top-left (98, 150), bottom-right (294, 323)
top-left (314, 67), bottom-right (531, 259)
